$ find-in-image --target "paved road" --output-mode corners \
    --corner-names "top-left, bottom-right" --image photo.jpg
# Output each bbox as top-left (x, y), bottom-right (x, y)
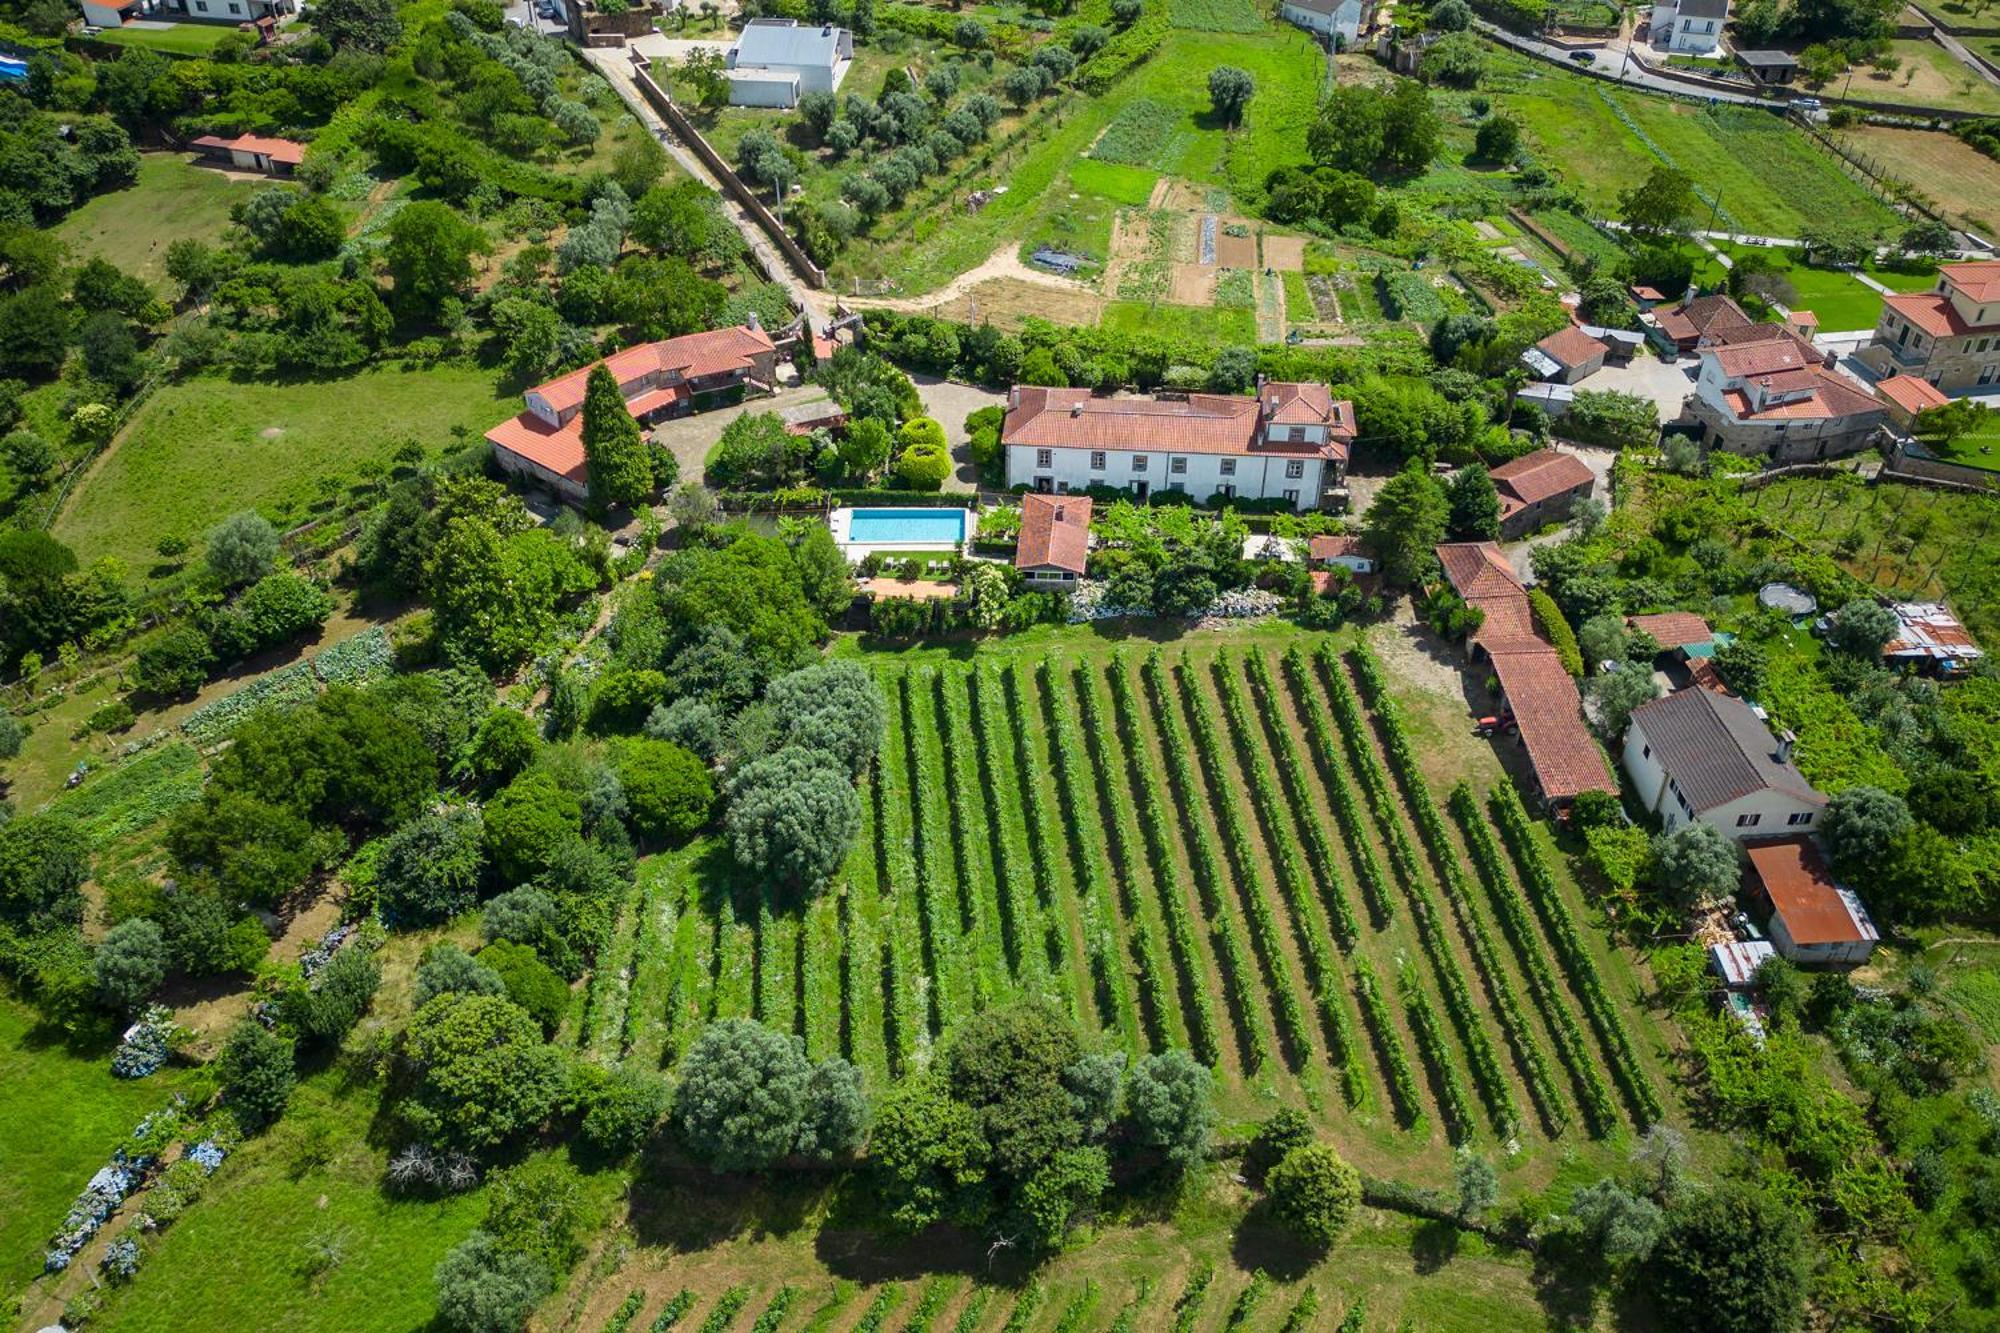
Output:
top-left (583, 45), bottom-right (832, 323)
top-left (1930, 24), bottom-right (2000, 90)
top-left (1474, 20), bottom-right (1773, 105)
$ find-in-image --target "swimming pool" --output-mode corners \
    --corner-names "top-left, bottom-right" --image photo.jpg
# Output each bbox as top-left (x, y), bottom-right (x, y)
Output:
top-left (833, 507), bottom-right (969, 550)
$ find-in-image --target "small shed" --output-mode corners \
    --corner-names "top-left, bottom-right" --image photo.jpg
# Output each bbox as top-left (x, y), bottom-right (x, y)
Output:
top-left (1736, 49), bottom-right (1799, 83)
top-left (1016, 493), bottom-right (1091, 585)
top-left (1709, 939), bottom-right (1777, 989)
top-left (1746, 836), bottom-right (1880, 968)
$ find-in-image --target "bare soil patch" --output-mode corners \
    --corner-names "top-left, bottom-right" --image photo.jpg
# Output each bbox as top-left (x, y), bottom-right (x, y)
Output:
top-left (933, 277), bottom-right (1106, 330)
top-left (1215, 227), bottom-right (1257, 270)
top-left (1158, 179), bottom-right (1212, 213)
top-left (1262, 234), bottom-right (1307, 271)
top-left (1101, 210), bottom-right (1151, 296)
top-left (1145, 175), bottom-right (1172, 209)
top-left (1170, 262), bottom-right (1217, 305)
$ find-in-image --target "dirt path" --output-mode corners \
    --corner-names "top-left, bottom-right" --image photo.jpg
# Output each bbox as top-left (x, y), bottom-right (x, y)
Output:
top-left (842, 242), bottom-right (1099, 314)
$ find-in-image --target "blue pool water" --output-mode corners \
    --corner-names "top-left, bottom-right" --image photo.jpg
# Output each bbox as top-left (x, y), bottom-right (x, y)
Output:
top-left (845, 508), bottom-right (967, 545)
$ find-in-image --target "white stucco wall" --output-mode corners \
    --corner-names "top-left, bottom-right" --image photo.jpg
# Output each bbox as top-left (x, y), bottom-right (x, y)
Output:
top-left (1005, 442), bottom-right (1325, 510)
top-left (1623, 716), bottom-right (1824, 840)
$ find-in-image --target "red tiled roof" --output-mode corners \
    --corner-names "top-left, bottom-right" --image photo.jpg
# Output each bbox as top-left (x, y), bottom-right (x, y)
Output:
top-left (1016, 494), bottom-right (1091, 574)
top-left (1875, 375), bottom-right (1951, 415)
top-left (1536, 326), bottom-right (1608, 369)
top-left (1308, 534), bottom-right (1366, 562)
top-left (1631, 285), bottom-right (1667, 302)
top-left (1940, 261), bottom-right (2000, 303)
top-left (1746, 836), bottom-right (1875, 946)
top-left (529, 325), bottom-right (775, 416)
top-left (1626, 611), bottom-right (1712, 649)
top-left (1488, 651), bottom-right (1616, 800)
top-left (1436, 541), bottom-right (1523, 602)
top-left (1712, 333), bottom-right (1817, 379)
top-left (1719, 366), bottom-right (1882, 423)
top-left (1490, 448), bottom-right (1594, 510)
top-left (485, 411), bottom-right (587, 485)
top-left (1707, 320), bottom-right (1798, 348)
top-left (1656, 293), bottom-right (1753, 345)
top-left (1263, 380), bottom-right (1351, 431)
top-left (1882, 291), bottom-right (1986, 339)
top-left (191, 133), bottom-right (308, 165)
top-left (1003, 386), bottom-right (1351, 460)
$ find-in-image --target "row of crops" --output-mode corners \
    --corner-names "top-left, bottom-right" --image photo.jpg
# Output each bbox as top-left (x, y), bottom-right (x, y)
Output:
top-left (596, 639), bottom-right (1662, 1148)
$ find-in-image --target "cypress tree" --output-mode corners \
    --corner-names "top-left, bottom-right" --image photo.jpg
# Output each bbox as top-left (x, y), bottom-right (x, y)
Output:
top-left (580, 363), bottom-right (653, 511)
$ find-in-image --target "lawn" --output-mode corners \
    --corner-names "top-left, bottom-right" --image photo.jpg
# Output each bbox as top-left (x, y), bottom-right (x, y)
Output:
top-left (0, 997), bottom-right (198, 1291)
top-left (54, 363), bottom-right (518, 575)
top-left (91, 22), bottom-right (240, 56)
top-left (1071, 158), bottom-right (1160, 207)
top-left (56, 153), bottom-right (267, 290)
top-left (1101, 299), bottom-right (1259, 343)
top-left (1839, 124), bottom-right (2000, 235)
top-left (1712, 241), bottom-right (1886, 331)
top-left (1839, 40), bottom-right (2000, 116)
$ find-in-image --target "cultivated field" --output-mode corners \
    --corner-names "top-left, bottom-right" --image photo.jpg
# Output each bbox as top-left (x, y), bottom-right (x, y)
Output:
top-left (1838, 125), bottom-right (2000, 236)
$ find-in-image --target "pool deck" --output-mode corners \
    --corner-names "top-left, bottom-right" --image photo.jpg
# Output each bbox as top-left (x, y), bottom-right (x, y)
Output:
top-left (829, 506), bottom-right (970, 561)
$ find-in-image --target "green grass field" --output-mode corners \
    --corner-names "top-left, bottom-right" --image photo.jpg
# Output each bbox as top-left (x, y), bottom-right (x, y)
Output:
top-left (1071, 158), bottom-right (1160, 207)
top-left (56, 154), bottom-right (266, 290)
top-left (1713, 241), bottom-right (1886, 331)
top-left (90, 22), bottom-right (239, 55)
top-left (54, 363), bottom-right (518, 575)
top-left (0, 998), bottom-right (198, 1291)
top-left (1101, 299), bottom-right (1259, 343)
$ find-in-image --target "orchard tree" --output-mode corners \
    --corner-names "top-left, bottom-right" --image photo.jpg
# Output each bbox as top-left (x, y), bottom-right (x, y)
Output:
top-left (1208, 66), bottom-right (1254, 126)
top-left (765, 660), bottom-right (885, 778)
top-left (1820, 784), bottom-right (1911, 873)
top-left (725, 746), bottom-right (862, 890)
top-left (1564, 1180), bottom-right (1663, 1267)
top-left (576, 1066), bottom-right (671, 1159)
top-left (872, 1077), bottom-right (990, 1233)
top-left (313, 0), bottom-right (400, 48)
top-left (580, 364), bottom-right (653, 511)
top-left (1578, 613), bottom-right (1628, 667)
top-left (1587, 665), bottom-right (1660, 739)
top-left (206, 510), bottom-right (280, 588)
top-left (491, 298), bottom-right (562, 381)
top-left (1454, 1150), bottom-right (1499, 1221)
top-left (1266, 1144), bottom-right (1361, 1247)
top-left (220, 1017), bottom-right (296, 1133)
top-left (94, 918), bottom-right (167, 1013)
top-left (1648, 1186), bottom-right (1806, 1333)
top-left (1827, 597), bottom-right (1897, 657)
top-left (1473, 113), bottom-right (1520, 162)
top-left (674, 1018), bottom-right (856, 1169)
top-left (374, 806), bottom-right (487, 928)
top-left (1652, 821), bottom-right (1738, 908)
top-left (795, 1056), bottom-right (869, 1161)
top-left (1620, 166), bottom-right (1696, 238)
top-left (434, 1231), bottom-right (549, 1333)
top-left (483, 770), bottom-right (583, 885)
top-left (399, 992), bottom-right (566, 1155)
top-left (1123, 1049), bottom-right (1214, 1172)
top-left (413, 943), bottom-right (506, 1008)
top-left (613, 737), bottom-right (715, 843)
top-left (384, 202), bottom-right (486, 318)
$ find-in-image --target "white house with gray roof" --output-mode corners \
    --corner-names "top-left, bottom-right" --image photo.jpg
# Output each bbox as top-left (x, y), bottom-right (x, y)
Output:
top-left (1649, 0), bottom-right (1726, 54)
top-left (1622, 687), bottom-right (1827, 841)
top-left (725, 18), bottom-right (852, 108)
top-left (1278, 0), bottom-right (1367, 47)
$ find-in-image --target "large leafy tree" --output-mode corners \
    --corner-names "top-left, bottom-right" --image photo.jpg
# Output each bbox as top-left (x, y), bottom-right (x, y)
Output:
top-left (1620, 165), bottom-right (1696, 238)
top-left (434, 1231), bottom-right (549, 1333)
top-left (724, 746), bottom-right (862, 891)
top-left (1819, 784), bottom-right (1911, 874)
top-left (613, 738), bottom-right (715, 844)
top-left (580, 364), bottom-right (654, 511)
top-left (655, 532), bottom-right (827, 677)
top-left (673, 1018), bottom-right (864, 1169)
top-left (1652, 821), bottom-right (1738, 908)
top-left (763, 660), bottom-right (885, 779)
top-left (1123, 1049), bottom-right (1214, 1173)
top-left (375, 807), bottom-right (487, 928)
top-left (1361, 461), bottom-right (1448, 585)
top-left (1266, 1143), bottom-right (1361, 1246)
top-left (164, 791), bottom-right (316, 906)
top-left (483, 770), bottom-right (584, 886)
top-left (1648, 1186), bottom-right (1806, 1333)
top-left (312, 0), bottom-right (401, 48)
top-left (219, 1017), bottom-right (296, 1133)
top-left (1445, 462), bottom-right (1501, 541)
top-left (872, 1077), bottom-right (990, 1232)
top-left (383, 201), bottom-right (486, 317)
top-left (399, 992), bottom-right (566, 1155)
top-left (94, 919), bottom-right (167, 1013)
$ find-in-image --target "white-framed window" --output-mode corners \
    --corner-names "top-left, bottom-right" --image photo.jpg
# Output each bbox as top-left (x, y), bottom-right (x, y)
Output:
top-left (1736, 812), bottom-right (1761, 828)
top-left (1284, 460), bottom-right (1305, 479)
top-left (1219, 458), bottom-right (1236, 476)
top-left (1169, 456), bottom-right (1187, 475)
top-left (1089, 451), bottom-right (1106, 470)
top-left (1787, 811), bottom-right (1814, 826)
top-left (1035, 449), bottom-right (1052, 468)
top-left (1131, 455), bottom-right (1148, 472)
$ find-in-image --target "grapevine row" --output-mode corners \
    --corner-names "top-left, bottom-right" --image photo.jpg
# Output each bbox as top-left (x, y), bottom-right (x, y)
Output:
top-left (869, 724), bottom-right (924, 1074)
top-left (1450, 782), bottom-right (1618, 1135)
top-left (1310, 641), bottom-right (1428, 896)
top-left (1281, 644), bottom-right (1396, 926)
top-left (1172, 1262), bottom-right (1215, 1333)
top-left (1344, 645), bottom-right (1567, 1136)
top-left (1174, 654), bottom-right (1314, 1069)
top-left (965, 665), bottom-right (1048, 992)
top-left (1325, 645), bottom-right (1519, 1136)
top-left (647, 1289), bottom-right (696, 1333)
top-left (659, 869), bottom-right (713, 1065)
top-left (1037, 658), bottom-right (1145, 1047)
top-left (898, 671), bottom-right (966, 1031)
top-left (713, 890), bottom-right (754, 1020)
top-left (755, 900), bottom-right (793, 1035)
top-left (1211, 655), bottom-right (1369, 1107)
top-left (841, 764), bottom-right (891, 1080)
top-left (1072, 662), bottom-right (1185, 1053)
top-left (802, 895), bottom-right (842, 1063)
top-left (1002, 662), bottom-right (1084, 1010)
top-left (1244, 648), bottom-right (1361, 949)
top-left (1106, 652), bottom-right (1225, 1068)
top-left (694, 1287), bottom-right (750, 1333)
top-left (1396, 955), bottom-right (1474, 1143)
top-left (1352, 954), bottom-right (1425, 1127)
top-left (1136, 644), bottom-right (1272, 1072)
top-left (1489, 782), bottom-right (1664, 1124)
top-left (901, 1277), bottom-right (956, 1333)
top-left (750, 1286), bottom-right (797, 1333)
top-left (929, 669), bottom-right (1010, 1004)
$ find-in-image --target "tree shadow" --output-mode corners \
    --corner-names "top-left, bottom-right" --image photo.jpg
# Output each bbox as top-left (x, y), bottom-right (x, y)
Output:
top-left (1409, 1217), bottom-right (1464, 1275)
top-left (1529, 1233), bottom-right (1609, 1329)
top-left (1228, 1208), bottom-right (1323, 1282)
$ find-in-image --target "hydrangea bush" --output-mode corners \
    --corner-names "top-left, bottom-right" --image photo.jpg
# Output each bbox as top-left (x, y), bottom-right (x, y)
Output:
top-left (111, 1006), bottom-right (182, 1079)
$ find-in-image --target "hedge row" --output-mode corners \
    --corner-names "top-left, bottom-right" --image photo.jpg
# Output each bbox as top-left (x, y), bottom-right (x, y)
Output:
top-left (1281, 645), bottom-right (1398, 927)
top-left (1141, 650), bottom-right (1274, 1073)
top-left (1489, 783), bottom-right (1664, 1125)
top-left (1106, 652), bottom-right (1225, 1068)
top-left (1528, 588), bottom-right (1583, 678)
top-left (1345, 645), bottom-right (1568, 1137)
top-left (1211, 654), bottom-right (1370, 1108)
top-left (1449, 782), bottom-right (1619, 1135)
top-left (1173, 655), bottom-right (1315, 1071)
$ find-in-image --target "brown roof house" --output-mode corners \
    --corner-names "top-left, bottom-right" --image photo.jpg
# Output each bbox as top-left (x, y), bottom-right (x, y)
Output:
top-left (1652, 293), bottom-right (1756, 353)
top-left (1015, 494), bottom-right (1091, 585)
top-left (1622, 687), bottom-right (1826, 840)
top-left (1524, 326), bottom-right (1609, 385)
top-left (485, 323), bottom-right (777, 501)
top-left (1435, 542), bottom-right (1616, 805)
top-left (1873, 373), bottom-right (1951, 431)
top-left (1688, 330), bottom-right (1887, 464)
top-left (1489, 448), bottom-right (1597, 538)
top-left (1860, 261), bottom-right (2000, 392)
top-left (1002, 382), bottom-right (1355, 512)
top-left (1745, 836), bottom-right (1879, 967)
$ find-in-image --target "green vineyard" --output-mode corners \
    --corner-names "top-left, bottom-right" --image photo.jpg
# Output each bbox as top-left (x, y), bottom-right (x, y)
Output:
top-left (592, 635), bottom-right (1666, 1159)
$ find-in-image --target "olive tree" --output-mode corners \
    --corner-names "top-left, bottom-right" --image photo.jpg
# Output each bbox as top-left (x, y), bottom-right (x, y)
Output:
top-left (673, 1018), bottom-right (863, 1169)
top-left (206, 511), bottom-right (281, 589)
top-left (1123, 1049), bottom-right (1214, 1172)
top-left (724, 746), bottom-right (862, 891)
top-left (1827, 597), bottom-right (1898, 657)
top-left (1820, 784), bottom-right (1911, 873)
top-left (220, 1017), bottom-right (297, 1133)
top-left (1652, 821), bottom-right (1738, 908)
top-left (94, 918), bottom-right (167, 1013)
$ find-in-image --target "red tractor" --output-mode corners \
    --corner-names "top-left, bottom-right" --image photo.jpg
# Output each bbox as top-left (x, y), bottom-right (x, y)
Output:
top-left (1472, 712), bottom-right (1518, 738)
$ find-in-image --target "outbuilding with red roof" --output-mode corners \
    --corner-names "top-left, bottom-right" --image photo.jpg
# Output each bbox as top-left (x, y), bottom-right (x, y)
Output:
top-left (1015, 494), bottom-right (1091, 584)
top-left (1744, 836), bottom-right (1879, 967)
top-left (1488, 448), bottom-right (1597, 538)
top-left (190, 134), bottom-right (307, 178)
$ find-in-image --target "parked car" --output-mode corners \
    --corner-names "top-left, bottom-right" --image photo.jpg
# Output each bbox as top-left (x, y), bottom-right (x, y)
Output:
top-left (1569, 49), bottom-right (1595, 64)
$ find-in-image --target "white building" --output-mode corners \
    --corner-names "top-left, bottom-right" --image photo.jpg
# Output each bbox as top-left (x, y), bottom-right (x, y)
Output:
top-left (1001, 383), bottom-right (1356, 513)
top-left (1277, 0), bottom-right (1366, 48)
top-left (1623, 687), bottom-right (1827, 839)
top-left (1745, 837), bottom-right (1880, 968)
top-left (1650, 0), bottom-right (1726, 54)
top-left (725, 19), bottom-right (852, 108)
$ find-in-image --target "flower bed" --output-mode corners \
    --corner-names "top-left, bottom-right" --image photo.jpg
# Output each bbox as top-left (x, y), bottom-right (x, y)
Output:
top-left (111, 1005), bottom-right (180, 1079)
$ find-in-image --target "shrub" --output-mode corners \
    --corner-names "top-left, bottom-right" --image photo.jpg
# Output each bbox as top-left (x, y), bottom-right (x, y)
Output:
top-left (220, 1017), bottom-right (296, 1133)
top-left (94, 919), bottom-right (167, 1014)
top-left (376, 807), bottom-right (487, 928)
top-left (575, 1066), bottom-right (669, 1159)
top-left (1266, 1144), bottom-right (1361, 1247)
top-left (724, 747), bottom-right (861, 891)
top-left (1528, 588), bottom-right (1582, 677)
top-left (414, 943), bottom-right (506, 1008)
top-left (614, 738), bottom-right (715, 843)
top-left (434, 1230), bottom-right (550, 1333)
top-left (1124, 1050), bottom-right (1214, 1172)
top-left (480, 940), bottom-right (569, 1035)
top-left (399, 993), bottom-right (566, 1155)
top-left (206, 511), bottom-right (281, 589)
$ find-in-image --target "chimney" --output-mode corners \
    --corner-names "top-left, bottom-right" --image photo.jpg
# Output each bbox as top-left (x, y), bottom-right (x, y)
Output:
top-left (744, 309), bottom-right (761, 330)
top-left (1070, 402), bottom-right (1084, 417)
top-left (1008, 385), bottom-right (1019, 410)
top-left (1775, 729), bottom-right (1797, 764)
top-left (1054, 503), bottom-right (1065, 522)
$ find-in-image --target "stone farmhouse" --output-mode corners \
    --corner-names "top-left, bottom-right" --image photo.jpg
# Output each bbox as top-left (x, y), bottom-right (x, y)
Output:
top-left (1860, 260), bottom-right (2000, 393)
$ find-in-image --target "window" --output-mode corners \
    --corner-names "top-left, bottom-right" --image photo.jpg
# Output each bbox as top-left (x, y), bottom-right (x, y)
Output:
top-left (1641, 744), bottom-right (1651, 759)
top-left (1170, 456), bottom-right (1187, 475)
top-left (1787, 811), bottom-right (1814, 826)
top-left (1035, 449), bottom-right (1052, 468)
top-left (1736, 812), bottom-right (1762, 828)
top-left (1132, 455), bottom-right (1148, 472)
top-left (1167, 480), bottom-right (1185, 492)
top-left (1089, 451), bottom-right (1106, 471)
top-left (1282, 488), bottom-right (1299, 504)
top-left (1219, 459), bottom-right (1236, 476)
top-left (1284, 460), bottom-right (1305, 479)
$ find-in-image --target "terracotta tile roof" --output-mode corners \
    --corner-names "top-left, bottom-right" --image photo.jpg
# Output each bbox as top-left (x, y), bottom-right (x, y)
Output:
top-left (1940, 261), bottom-right (2000, 303)
top-left (1718, 366), bottom-right (1883, 423)
top-left (1631, 285), bottom-right (1667, 302)
top-left (1002, 387), bottom-right (1349, 460)
top-left (1874, 375), bottom-right (1950, 415)
top-left (1016, 493), bottom-right (1091, 574)
top-left (1536, 325), bottom-right (1608, 369)
top-left (1712, 334), bottom-right (1817, 379)
top-left (1490, 448), bottom-right (1595, 509)
top-left (1657, 293), bottom-right (1753, 345)
top-left (1308, 534), bottom-right (1366, 562)
top-left (1883, 291), bottom-right (1986, 338)
top-left (1746, 836), bottom-right (1877, 946)
top-left (1488, 651), bottom-right (1616, 800)
top-left (191, 133), bottom-right (308, 165)
top-left (1627, 688), bottom-right (1823, 812)
top-left (485, 411), bottom-right (587, 486)
top-left (1437, 542), bottom-right (1523, 601)
top-left (1626, 611), bottom-right (1712, 649)
top-left (529, 325), bottom-right (776, 416)
top-left (1707, 319), bottom-right (1798, 348)
top-left (1264, 381), bottom-right (1350, 432)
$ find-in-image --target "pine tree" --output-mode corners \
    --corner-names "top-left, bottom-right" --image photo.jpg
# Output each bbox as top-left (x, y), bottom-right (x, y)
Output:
top-left (580, 364), bottom-right (653, 511)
